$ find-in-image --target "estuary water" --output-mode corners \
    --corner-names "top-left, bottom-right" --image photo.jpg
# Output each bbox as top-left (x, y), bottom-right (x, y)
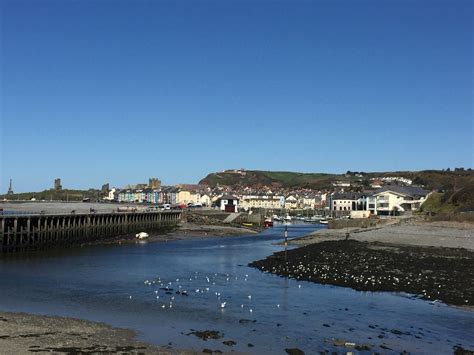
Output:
top-left (0, 224), bottom-right (473, 354)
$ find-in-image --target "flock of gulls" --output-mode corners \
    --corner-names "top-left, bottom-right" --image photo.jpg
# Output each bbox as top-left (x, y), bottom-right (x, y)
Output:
top-left (128, 270), bottom-right (297, 313)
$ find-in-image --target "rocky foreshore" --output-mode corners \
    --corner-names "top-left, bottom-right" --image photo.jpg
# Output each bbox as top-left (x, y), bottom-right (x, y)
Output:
top-left (250, 239), bottom-right (474, 307)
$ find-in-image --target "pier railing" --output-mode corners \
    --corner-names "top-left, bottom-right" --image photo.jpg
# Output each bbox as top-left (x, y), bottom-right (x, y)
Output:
top-left (0, 210), bottom-right (182, 253)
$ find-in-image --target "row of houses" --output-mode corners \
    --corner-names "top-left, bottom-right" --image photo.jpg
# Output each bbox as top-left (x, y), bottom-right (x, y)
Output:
top-left (108, 186), bottom-right (212, 206)
top-left (223, 185), bottom-right (429, 216)
top-left (238, 194), bottom-right (325, 210)
top-left (106, 181), bottom-right (429, 216)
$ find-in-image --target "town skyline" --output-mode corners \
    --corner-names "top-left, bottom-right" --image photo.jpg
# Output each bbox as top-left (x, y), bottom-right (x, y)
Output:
top-left (3, 166), bottom-right (472, 195)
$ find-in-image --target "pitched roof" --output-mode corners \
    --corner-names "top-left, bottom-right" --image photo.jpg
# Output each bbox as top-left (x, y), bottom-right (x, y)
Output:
top-left (375, 185), bottom-right (428, 198)
top-left (221, 194), bottom-right (239, 200)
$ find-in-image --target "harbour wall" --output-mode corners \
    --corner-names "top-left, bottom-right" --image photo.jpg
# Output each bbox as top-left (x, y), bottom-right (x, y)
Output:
top-left (0, 210), bottom-right (182, 253)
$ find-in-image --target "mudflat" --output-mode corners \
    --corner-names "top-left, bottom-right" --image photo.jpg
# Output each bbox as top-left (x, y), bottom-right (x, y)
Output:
top-left (0, 311), bottom-right (195, 354)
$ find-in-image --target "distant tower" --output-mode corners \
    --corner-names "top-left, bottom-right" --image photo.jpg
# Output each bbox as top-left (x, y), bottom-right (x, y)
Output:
top-left (101, 183), bottom-right (110, 194)
top-left (149, 177), bottom-right (161, 189)
top-left (7, 179), bottom-right (14, 195)
top-left (54, 178), bottom-right (62, 191)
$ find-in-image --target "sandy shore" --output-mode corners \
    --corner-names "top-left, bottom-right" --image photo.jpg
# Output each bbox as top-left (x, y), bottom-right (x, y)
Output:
top-left (0, 311), bottom-right (198, 354)
top-left (290, 220), bottom-right (474, 250)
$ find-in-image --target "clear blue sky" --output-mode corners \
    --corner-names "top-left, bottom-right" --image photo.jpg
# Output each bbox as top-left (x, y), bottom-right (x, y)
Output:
top-left (1, 0), bottom-right (472, 192)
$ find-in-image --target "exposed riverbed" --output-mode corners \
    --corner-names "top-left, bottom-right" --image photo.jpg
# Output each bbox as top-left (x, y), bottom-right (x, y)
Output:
top-left (1, 224), bottom-right (473, 354)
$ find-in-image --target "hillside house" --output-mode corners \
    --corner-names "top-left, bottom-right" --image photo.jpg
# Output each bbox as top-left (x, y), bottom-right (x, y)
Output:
top-left (371, 185), bottom-right (429, 215)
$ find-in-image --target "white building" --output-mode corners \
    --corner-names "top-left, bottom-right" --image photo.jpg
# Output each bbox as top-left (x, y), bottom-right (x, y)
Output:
top-left (220, 195), bottom-right (239, 213)
top-left (370, 185), bottom-right (429, 215)
top-left (284, 195), bottom-right (298, 209)
top-left (330, 192), bottom-right (362, 212)
top-left (104, 188), bottom-right (118, 201)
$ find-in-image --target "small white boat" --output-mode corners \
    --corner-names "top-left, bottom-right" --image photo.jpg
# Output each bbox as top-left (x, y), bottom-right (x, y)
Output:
top-left (135, 232), bottom-right (149, 239)
top-left (319, 219), bottom-right (329, 225)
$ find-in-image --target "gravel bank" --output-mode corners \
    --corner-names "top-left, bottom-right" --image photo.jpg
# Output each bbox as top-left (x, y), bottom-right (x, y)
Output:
top-left (250, 220), bottom-right (474, 309)
top-left (250, 239), bottom-right (474, 307)
top-left (291, 220), bottom-right (474, 250)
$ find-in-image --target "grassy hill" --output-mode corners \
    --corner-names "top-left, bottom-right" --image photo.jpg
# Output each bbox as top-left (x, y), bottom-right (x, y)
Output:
top-left (421, 181), bottom-right (474, 214)
top-left (2, 189), bottom-right (101, 202)
top-left (199, 170), bottom-right (345, 190)
top-left (200, 169), bottom-right (474, 193)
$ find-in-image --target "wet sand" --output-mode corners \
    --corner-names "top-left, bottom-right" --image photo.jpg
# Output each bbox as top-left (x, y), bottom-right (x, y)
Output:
top-left (0, 311), bottom-right (196, 354)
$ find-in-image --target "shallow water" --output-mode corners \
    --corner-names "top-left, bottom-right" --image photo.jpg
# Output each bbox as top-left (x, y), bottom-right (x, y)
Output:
top-left (1, 224), bottom-right (473, 354)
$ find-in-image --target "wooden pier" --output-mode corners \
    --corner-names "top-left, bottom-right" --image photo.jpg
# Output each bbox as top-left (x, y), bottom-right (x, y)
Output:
top-left (0, 210), bottom-right (182, 253)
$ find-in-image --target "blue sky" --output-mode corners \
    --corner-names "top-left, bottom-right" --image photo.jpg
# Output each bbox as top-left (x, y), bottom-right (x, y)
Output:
top-left (1, 0), bottom-right (472, 192)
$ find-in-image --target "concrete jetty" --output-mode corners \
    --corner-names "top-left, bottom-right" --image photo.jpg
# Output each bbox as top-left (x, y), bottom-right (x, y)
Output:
top-left (0, 210), bottom-right (182, 253)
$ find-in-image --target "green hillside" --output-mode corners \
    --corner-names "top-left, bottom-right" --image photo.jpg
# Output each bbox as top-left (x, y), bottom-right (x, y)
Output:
top-left (421, 182), bottom-right (474, 214)
top-left (200, 170), bottom-right (349, 189)
top-left (200, 169), bottom-right (474, 193)
top-left (2, 189), bottom-right (101, 202)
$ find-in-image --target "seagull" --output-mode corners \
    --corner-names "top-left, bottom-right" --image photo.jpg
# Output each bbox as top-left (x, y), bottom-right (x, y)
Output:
top-left (220, 302), bottom-right (227, 308)
top-left (248, 295), bottom-right (252, 300)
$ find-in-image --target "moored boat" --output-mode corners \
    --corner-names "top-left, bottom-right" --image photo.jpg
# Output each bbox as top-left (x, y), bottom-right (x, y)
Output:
top-left (264, 218), bottom-right (273, 228)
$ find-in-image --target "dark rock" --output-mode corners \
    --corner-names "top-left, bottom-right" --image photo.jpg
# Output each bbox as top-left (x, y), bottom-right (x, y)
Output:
top-left (223, 340), bottom-right (236, 346)
top-left (454, 346), bottom-right (474, 355)
top-left (239, 319), bottom-right (256, 324)
top-left (187, 330), bottom-right (223, 341)
top-left (285, 348), bottom-right (305, 355)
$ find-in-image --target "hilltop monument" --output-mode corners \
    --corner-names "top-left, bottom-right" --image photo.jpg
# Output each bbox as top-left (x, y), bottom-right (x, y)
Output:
top-left (7, 179), bottom-right (14, 195)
